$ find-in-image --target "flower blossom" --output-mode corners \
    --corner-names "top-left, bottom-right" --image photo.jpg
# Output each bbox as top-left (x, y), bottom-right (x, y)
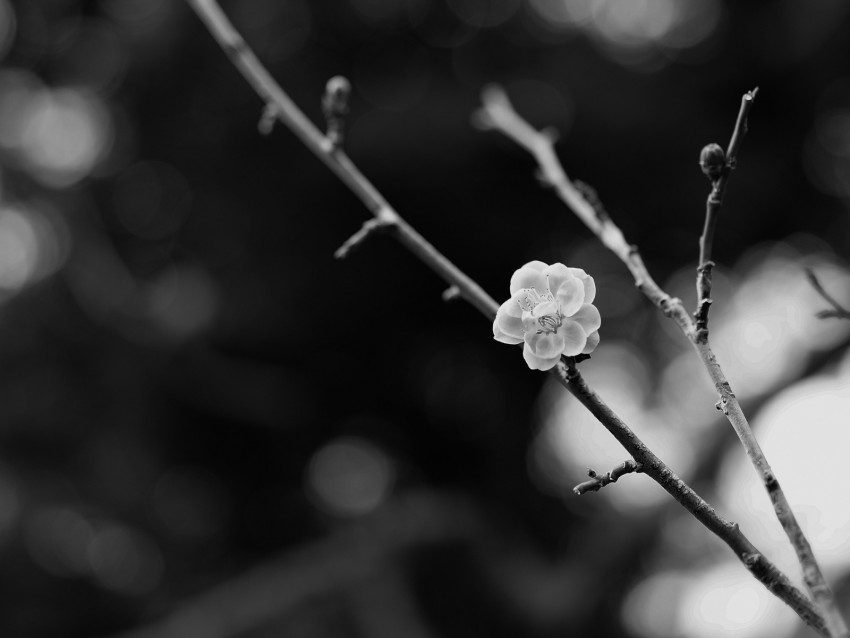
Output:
top-left (493, 261), bottom-right (601, 371)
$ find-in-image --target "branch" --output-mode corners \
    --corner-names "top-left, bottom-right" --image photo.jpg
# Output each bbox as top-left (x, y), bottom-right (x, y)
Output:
top-left (695, 88), bottom-right (759, 333)
top-left (184, 6), bottom-right (830, 634)
top-left (573, 460), bottom-right (642, 495)
top-left (474, 86), bottom-right (696, 338)
top-left (554, 359), bottom-right (826, 636)
top-left (806, 267), bottom-right (850, 320)
top-left (183, 0), bottom-right (498, 319)
top-left (477, 86), bottom-right (844, 636)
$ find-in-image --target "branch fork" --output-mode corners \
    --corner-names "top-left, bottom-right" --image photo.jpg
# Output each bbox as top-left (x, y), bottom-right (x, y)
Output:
top-left (182, 4), bottom-right (842, 632)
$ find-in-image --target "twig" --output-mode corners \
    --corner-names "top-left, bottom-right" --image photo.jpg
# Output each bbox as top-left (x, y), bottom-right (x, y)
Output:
top-left (695, 88), bottom-right (759, 333)
top-left (573, 460), bottom-right (642, 495)
top-left (554, 359), bottom-right (826, 635)
top-left (477, 86), bottom-right (845, 636)
top-left (334, 209), bottom-right (395, 259)
top-left (184, 6), bottom-right (829, 633)
top-left (184, 0), bottom-right (497, 319)
top-left (806, 267), bottom-right (850, 320)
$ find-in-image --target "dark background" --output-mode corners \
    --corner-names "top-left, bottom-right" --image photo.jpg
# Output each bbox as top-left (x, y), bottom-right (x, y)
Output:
top-left (0, 0), bottom-right (849, 636)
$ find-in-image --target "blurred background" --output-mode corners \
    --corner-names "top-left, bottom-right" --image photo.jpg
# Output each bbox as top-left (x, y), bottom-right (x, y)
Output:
top-left (1, 0), bottom-right (850, 636)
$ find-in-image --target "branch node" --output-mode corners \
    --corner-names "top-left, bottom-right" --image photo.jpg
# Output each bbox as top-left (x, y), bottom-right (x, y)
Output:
top-left (322, 75), bottom-right (351, 150)
top-left (574, 180), bottom-right (611, 224)
top-left (572, 460), bottom-right (642, 495)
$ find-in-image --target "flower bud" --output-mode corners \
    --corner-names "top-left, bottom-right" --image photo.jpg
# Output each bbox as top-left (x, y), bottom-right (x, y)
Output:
top-left (323, 76), bottom-right (351, 118)
top-left (699, 143), bottom-right (725, 181)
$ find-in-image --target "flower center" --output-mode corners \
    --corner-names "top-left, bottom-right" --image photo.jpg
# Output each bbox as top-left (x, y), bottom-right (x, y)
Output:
top-left (531, 299), bottom-right (562, 335)
top-left (536, 312), bottom-right (562, 334)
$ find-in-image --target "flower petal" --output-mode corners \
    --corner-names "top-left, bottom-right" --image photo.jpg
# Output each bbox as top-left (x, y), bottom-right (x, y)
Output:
top-left (494, 300), bottom-right (525, 343)
top-left (526, 330), bottom-right (565, 359)
top-left (522, 260), bottom-right (548, 272)
top-left (510, 265), bottom-right (548, 295)
top-left (571, 303), bottom-right (602, 333)
top-left (582, 330), bottom-right (600, 354)
top-left (570, 268), bottom-right (596, 304)
top-left (558, 319), bottom-right (588, 356)
top-left (543, 263), bottom-right (576, 297)
top-left (522, 343), bottom-right (560, 371)
top-left (555, 278), bottom-right (585, 317)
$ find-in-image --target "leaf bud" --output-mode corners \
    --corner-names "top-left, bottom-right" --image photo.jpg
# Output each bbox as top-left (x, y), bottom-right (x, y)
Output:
top-left (699, 143), bottom-right (725, 181)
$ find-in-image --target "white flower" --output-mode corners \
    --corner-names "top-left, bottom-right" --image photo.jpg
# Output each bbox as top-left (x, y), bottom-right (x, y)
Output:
top-left (493, 261), bottom-right (601, 371)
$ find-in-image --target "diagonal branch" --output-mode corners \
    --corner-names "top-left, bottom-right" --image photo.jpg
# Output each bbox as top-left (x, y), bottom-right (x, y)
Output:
top-left (476, 86), bottom-right (845, 636)
top-left (184, 4), bottom-right (828, 634)
top-left (183, 0), bottom-right (497, 319)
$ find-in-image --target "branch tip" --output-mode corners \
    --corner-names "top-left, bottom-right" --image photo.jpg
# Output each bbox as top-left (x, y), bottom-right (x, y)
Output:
top-left (442, 286), bottom-right (461, 302)
top-left (334, 215), bottom-right (394, 259)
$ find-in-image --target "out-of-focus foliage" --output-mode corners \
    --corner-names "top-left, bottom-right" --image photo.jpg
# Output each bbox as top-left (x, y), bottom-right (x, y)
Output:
top-left (0, 1), bottom-right (849, 637)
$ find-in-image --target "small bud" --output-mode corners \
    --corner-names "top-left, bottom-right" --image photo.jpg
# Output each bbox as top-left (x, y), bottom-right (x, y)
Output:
top-left (699, 143), bottom-right (725, 181)
top-left (322, 76), bottom-right (351, 148)
top-left (323, 76), bottom-right (351, 118)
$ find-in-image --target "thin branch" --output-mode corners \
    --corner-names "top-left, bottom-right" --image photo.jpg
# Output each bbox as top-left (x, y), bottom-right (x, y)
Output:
top-left (573, 460), bottom-right (643, 495)
top-left (477, 86), bottom-right (845, 636)
top-left (474, 86), bottom-right (696, 338)
top-left (555, 359), bottom-right (826, 635)
top-left (184, 6), bottom-right (830, 633)
top-left (695, 88), bottom-right (759, 332)
top-left (806, 267), bottom-right (850, 320)
top-left (184, 0), bottom-right (498, 319)
top-left (334, 210), bottom-right (395, 259)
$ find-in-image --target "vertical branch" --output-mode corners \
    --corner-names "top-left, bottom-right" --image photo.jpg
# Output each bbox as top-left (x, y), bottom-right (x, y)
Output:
top-left (477, 87), bottom-right (847, 637)
top-left (694, 88), bottom-right (758, 333)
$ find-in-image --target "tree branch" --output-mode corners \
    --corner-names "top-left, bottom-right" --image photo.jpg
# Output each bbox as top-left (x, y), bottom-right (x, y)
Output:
top-left (477, 86), bottom-right (844, 636)
top-left (184, 4), bottom-right (830, 633)
top-left (555, 359), bottom-right (827, 635)
top-left (695, 88), bottom-right (759, 333)
top-left (183, 0), bottom-right (498, 319)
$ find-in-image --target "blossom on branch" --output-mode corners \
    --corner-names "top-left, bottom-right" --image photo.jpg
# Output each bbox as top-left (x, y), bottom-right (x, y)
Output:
top-left (493, 261), bottom-right (601, 371)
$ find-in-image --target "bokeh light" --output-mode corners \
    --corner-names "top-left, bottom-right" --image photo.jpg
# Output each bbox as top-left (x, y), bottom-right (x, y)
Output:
top-left (146, 264), bottom-right (219, 339)
top-left (306, 436), bottom-right (395, 517)
top-left (718, 366), bottom-right (850, 576)
top-left (527, 0), bottom-right (721, 67)
top-left (676, 563), bottom-right (795, 638)
top-left (532, 340), bottom-right (696, 509)
top-left (0, 203), bottom-right (69, 300)
top-left (0, 69), bottom-right (112, 187)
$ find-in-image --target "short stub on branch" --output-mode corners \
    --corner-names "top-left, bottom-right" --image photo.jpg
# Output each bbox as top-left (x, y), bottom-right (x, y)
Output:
top-left (573, 460), bottom-right (642, 495)
top-left (258, 103), bottom-right (280, 136)
top-left (334, 208), bottom-right (396, 259)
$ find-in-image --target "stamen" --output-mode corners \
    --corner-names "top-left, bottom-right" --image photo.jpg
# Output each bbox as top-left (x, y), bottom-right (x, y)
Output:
top-left (536, 313), bottom-right (562, 334)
